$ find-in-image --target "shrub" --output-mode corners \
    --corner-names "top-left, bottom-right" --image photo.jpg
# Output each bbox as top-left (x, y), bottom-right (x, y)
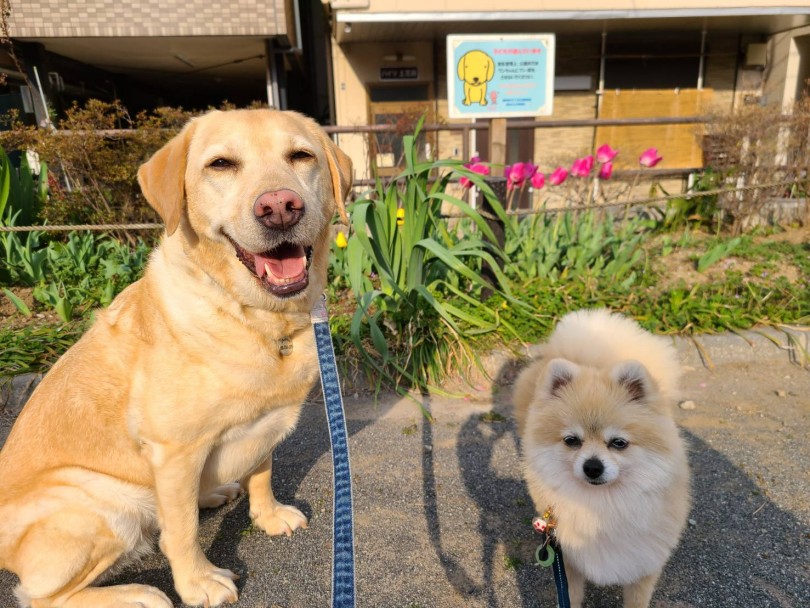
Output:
top-left (0, 100), bottom-right (198, 227)
top-left (700, 96), bottom-right (810, 233)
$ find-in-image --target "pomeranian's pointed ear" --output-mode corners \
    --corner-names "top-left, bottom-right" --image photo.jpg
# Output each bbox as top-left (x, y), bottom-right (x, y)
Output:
top-left (138, 120), bottom-right (197, 235)
top-left (610, 360), bottom-right (655, 402)
top-left (540, 358), bottom-right (580, 398)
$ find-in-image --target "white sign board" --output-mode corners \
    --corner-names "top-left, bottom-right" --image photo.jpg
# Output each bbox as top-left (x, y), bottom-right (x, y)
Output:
top-left (447, 34), bottom-right (556, 119)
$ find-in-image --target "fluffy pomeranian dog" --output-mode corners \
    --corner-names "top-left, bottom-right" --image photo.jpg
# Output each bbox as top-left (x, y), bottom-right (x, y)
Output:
top-left (513, 309), bottom-right (690, 608)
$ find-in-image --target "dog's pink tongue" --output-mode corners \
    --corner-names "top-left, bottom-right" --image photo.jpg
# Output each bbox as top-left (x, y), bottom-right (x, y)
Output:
top-left (254, 248), bottom-right (306, 280)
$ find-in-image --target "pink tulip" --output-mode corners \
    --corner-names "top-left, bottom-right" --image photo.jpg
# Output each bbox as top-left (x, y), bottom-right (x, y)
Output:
top-left (598, 161), bottom-right (613, 180)
top-left (508, 162), bottom-right (528, 187)
top-left (596, 144), bottom-right (618, 164)
top-left (530, 172), bottom-right (545, 189)
top-left (549, 167), bottom-right (569, 185)
top-left (460, 160), bottom-right (490, 188)
top-left (639, 147), bottom-right (663, 168)
top-left (571, 155), bottom-right (594, 177)
top-left (469, 162), bottom-right (490, 176)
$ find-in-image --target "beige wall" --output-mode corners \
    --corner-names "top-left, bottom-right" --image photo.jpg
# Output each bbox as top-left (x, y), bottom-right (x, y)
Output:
top-left (765, 25), bottom-right (810, 109)
top-left (9, 0), bottom-right (290, 37)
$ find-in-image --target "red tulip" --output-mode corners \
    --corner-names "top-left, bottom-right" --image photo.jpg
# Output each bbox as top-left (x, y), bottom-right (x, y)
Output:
top-left (530, 172), bottom-right (545, 189)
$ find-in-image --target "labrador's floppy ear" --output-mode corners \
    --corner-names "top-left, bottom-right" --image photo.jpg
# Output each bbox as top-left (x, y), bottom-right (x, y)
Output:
top-left (320, 134), bottom-right (353, 225)
top-left (138, 120), bottom-right (197, 236)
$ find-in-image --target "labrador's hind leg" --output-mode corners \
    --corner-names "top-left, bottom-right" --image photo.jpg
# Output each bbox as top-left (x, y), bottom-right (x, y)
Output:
top-left (13, 510), bottom-right (170, 608)
top-left (198, 482), bottom-right (243, 509)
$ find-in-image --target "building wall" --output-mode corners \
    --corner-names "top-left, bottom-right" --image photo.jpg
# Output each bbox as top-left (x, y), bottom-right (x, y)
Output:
top-left (333, 28), bottom-right (748, 179)
top-left (9, 0), bottom-right (290, 37)
top-left (341, 0), bottom-right (808, 13)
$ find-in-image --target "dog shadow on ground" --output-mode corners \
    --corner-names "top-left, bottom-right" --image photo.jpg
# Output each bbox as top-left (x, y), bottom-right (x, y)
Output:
top-left (422, 358), bottom-right (809, 608)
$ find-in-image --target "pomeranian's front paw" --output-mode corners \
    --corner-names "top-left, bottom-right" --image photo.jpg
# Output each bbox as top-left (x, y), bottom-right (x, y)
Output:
top-left (174, 563), bottom-right (239, 607)
top-left (251, 503), bottom-right (308, 537)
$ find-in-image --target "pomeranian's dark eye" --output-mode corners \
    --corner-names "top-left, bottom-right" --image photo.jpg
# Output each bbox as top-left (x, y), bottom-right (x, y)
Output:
top-left (290, 150), bottom-right (314, 162)
top-left (208, 158), bottom-right (236, 169)
top-left (609, 438), bottom-right (629, 450)
top-left (563, 435), bottom-right (582, 448)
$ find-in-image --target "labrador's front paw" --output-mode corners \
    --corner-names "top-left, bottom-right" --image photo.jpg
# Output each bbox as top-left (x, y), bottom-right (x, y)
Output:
top-left (175, 563), bottom-right (239, 607)
top-left (251, 502), bottom-right (308, 537)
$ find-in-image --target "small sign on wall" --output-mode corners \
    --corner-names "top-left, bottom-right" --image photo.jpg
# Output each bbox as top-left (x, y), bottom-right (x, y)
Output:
top-left (447, 34), bottom-right (555, 119)
top-left (380, 67), bottom-right (418, 81)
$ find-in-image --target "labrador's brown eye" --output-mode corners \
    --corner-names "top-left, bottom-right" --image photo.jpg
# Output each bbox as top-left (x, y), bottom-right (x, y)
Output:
top-left (208, 158), bottom-right (236, 169)
top-left (290, 150), bottom-right (314, 162)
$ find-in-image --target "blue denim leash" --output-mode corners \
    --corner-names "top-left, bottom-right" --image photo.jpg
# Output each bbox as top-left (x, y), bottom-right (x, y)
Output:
top-left (311, 295), bottom-right (356, 608)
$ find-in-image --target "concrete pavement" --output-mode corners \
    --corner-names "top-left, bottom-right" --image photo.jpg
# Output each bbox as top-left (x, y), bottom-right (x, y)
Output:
top-left (1, 327), bottom-right (808, 607)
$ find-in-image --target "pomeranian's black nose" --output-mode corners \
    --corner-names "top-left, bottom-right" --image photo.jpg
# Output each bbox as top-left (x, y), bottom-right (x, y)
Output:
top-left (583, 458), bottom-right (605, 480)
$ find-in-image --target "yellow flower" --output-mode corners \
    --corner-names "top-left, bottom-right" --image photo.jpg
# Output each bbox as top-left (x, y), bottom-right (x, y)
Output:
top-left (396, 207), bottom-right (405, 226)
top-left (335, 231), bottom-right (348, 249)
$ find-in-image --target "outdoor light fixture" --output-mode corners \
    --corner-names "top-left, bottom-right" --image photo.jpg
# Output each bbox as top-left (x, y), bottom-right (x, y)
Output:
top-left (344, 23), bottom-right (352, 34)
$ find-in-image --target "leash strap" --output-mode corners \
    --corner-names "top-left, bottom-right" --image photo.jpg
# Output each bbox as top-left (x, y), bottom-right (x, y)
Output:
top-left (551, 543), bottom-right (570, 608)
top-left (311, 296), bottom-right (356, 608)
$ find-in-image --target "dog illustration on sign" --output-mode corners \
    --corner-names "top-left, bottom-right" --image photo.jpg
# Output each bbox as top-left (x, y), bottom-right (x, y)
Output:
top-left (457, 50), bottom-right (495, 106)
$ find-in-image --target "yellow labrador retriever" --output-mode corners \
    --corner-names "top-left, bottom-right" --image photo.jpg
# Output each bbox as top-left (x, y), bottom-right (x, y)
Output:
top-left (0, 109), bottom-right (352, 607)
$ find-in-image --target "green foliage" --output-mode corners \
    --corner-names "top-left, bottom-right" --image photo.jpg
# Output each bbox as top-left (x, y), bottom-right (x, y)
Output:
top-left (2, 287), bottom-right (31, 317)
top-left (697, 236), bottom-right (742, 272)
top-left (0, 145), bottom-right (48, 227)
top-left (660, 169), bottom-right (721, 231)
top-left (1, 228), bottom-right (48, 285)
top-left (341, 117), bottom-right (517, 393)
top-left (503, 209), bottom-right (647, 290)
top-left (0, 322), bottom-right (87, 376)
top-left (1, 231), bottom-right (149, 320)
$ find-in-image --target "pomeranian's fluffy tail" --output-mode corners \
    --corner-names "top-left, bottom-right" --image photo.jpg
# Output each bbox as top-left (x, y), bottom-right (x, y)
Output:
top-left (539, 309), bottom-right (682, 401)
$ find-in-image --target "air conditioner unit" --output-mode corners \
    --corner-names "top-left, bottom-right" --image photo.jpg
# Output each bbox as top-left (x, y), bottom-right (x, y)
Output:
top-left (745, 43), bottom-right (767, 68)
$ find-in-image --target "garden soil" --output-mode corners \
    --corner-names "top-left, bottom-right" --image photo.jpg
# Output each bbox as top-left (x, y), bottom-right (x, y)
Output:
top-left (1, 328), bottom-right (808, 607)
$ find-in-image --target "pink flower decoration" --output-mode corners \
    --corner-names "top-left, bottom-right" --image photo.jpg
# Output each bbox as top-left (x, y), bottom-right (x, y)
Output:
top-left (530, 172), bottom-right (545, 189)
top-left (598, 161), bottom-right (613, 180)
top-left (549, 167), bottom-right (569, 185)
top-left (596, 144), bottom-right (618, 164)
top-left (639, 147), bottom-right (663, 168)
